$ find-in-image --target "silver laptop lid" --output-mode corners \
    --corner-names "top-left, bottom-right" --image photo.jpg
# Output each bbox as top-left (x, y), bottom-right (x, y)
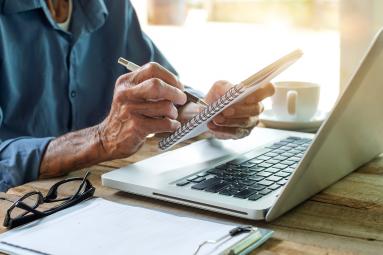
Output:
top-left (267, 28), bottom-right (383, 221)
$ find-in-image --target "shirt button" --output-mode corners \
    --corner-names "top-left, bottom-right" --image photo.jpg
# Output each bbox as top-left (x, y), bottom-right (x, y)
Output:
top-left (71, 90), bottom-right (77, 98)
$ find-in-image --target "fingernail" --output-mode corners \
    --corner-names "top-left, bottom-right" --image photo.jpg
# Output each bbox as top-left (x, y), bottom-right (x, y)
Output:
top-left (237, 128), bottom-right (250, 138)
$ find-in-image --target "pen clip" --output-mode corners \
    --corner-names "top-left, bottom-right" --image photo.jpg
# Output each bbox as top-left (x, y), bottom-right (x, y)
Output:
top-left (193, 225), bottom-right (254, 255)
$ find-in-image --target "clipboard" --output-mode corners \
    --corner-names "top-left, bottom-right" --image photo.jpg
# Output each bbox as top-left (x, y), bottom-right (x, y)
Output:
top-left (0, 198), bottom-right (273, 255)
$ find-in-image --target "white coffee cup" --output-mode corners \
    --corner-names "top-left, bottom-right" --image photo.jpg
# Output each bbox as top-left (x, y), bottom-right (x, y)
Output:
top-left (271, 81), bottom-right (320, 121)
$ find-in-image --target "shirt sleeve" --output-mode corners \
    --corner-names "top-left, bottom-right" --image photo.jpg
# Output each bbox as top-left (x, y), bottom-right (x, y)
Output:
top-left (0, 137), bottom-right (53, 192)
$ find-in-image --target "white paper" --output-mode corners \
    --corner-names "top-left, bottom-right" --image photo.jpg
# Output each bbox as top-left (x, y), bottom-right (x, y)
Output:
top-left (0, 198), bottom-right (250, 255)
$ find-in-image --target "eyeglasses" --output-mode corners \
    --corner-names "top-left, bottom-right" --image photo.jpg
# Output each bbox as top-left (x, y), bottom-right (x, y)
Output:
top-left (2, 171), bottom-right (95, 229)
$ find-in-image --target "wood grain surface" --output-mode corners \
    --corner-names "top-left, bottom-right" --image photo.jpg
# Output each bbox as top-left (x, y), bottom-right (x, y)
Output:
top-left (1, 136), bottom-right (382, 255)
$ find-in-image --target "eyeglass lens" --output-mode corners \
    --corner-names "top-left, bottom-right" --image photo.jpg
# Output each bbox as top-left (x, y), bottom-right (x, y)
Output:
top-left (10, 193), bottom-right (41, 219)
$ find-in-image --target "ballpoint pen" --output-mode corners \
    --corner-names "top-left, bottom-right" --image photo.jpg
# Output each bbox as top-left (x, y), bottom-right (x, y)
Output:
top-left (118, 57), bottom-right (208, 107)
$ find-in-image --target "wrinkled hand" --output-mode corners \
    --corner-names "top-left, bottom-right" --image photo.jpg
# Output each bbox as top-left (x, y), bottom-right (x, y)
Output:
top-left (205, 80), bottom-right (275, 139)
top-left (98, 63), bottom-right (187, 160)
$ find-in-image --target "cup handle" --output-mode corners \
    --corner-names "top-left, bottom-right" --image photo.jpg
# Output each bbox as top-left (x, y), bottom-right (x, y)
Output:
top-left (287, 90), bottom-right (297, 115)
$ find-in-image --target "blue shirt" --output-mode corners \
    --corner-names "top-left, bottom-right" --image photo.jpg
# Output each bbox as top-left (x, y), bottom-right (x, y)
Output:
top-left (0, 0), bottom-right (193, 191)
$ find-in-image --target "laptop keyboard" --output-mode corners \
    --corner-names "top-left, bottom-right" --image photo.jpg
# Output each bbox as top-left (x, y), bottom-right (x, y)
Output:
top-left (175, 136), bottom-right (312, 201)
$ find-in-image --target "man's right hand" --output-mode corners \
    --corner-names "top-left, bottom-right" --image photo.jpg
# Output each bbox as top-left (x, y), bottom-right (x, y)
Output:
top-left (97, 62), bottom-right (187, 160)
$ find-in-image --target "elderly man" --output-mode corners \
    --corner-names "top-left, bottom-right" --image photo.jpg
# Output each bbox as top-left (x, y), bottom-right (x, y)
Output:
top-left (0, 0), bottom-right (274, 191)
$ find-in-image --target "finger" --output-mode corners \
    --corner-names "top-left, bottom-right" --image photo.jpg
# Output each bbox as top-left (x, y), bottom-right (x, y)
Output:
top-left (205, 80), bottom-right (233, 103)
top-left (222, 102), bottom-right (263, 118)
top-left (120, 101), bottom-right (178, 119)
top-left (213, 116), bottom-right (259, 128)
top-left (244, 83), bottom-right (275, 104)
top-left (208, 122), bottom-right (253, 139)
top-left (141, 117), bottom-right (181, 135)
top-left (132, 62), bottom-right (184, 91)
top-left (117, 78), bottom-right (187, 105)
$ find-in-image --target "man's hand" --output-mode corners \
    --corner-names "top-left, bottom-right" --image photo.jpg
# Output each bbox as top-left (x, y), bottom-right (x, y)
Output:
top-left (97, 63), bottom-right (187, 160)
top-left (40, 63), bottom-right (186, 178)
top-left (205, 80), bottom-right (275, 139)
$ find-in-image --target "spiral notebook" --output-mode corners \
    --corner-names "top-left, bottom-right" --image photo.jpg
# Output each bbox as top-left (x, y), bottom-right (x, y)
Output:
top-left (159, 49), bottom-right (303, 151)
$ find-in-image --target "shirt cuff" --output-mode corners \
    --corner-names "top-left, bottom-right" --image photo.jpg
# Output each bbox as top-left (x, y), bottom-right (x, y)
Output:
top-left (0, 137), bottom-right (54, 192)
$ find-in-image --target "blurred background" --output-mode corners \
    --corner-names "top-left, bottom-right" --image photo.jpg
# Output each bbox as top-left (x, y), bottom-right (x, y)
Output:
top-left (130, 0), bottom-right (383, 112)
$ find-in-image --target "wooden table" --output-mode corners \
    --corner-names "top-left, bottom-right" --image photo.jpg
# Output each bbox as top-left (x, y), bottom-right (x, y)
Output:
top-left (1, 136), bottom-right (383, 255)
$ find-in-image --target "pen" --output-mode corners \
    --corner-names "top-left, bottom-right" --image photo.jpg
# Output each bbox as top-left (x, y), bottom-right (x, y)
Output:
top-left (118, 57), bottom-right (208, 107)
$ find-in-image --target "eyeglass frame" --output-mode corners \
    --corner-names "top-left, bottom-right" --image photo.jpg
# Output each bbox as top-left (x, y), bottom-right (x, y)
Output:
top-left (3, 172), bottom-right (95, 229)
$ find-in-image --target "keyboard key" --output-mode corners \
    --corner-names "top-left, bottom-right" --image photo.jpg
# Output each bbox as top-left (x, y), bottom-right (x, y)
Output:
top-left (205, 181), bottom-right (230, 193)
top-left (259, 188), bottom-right (272, 195)
top-left (191, 177), bottom-right (206, 183)
top-left (257, 171), bottom-right (273, 177)
top-left (274, 155), bottom-right (288, 161)
top-left (207, 168), bottom-right (222, 175)
top-left (268, 183), bottom-right (282, 190)
top-left (256, 155), bottom-right (271, 161)
top-left (249, 176), bottom-right (264, 182)
top-left (274, 146), bottom-right (290, 152)
top-left (289, 156), bottom-right (302, 162)
top-left (277, 179), bottom-right (288, 186)
top-left (248, 166), bottom-right (265, 172)
top-left (239, 180), bottom-right (256, 186)
top-left (266, 175), bottom-right (283, 182)
top-left (250, 183), bottom-right (266, 191)
top-left (280, 160), bottom-right (296, 166)
top-left (240, 162), bottom-right (255, 168)
top-left (296, 146), bottom-right (308, 152)
top-left (234, 188), bottom-right (258, 199)
top-left (219, 186), bottom-right (243, 196)
top-left (258, 163), bottom-right (273, 168)
top-left (266, 144), bottom-right (282, 149)
top-left (264, 167), bottom-right (280, 174)
top-left (197, 172), bottom-right (209, 177)
top-left (251, 184), bottom-right (266, 191)
top-left (287, 136), bottom-right (301, 140)
top-left (187, 175), bottom-right (199, 181)
top-left (214, 164), bottom-right (228, 170)
top-left (289, 149), bottom-right (301, 154)
top-left (273, 149), bottom-right (285, 154)
top-left (292, 140), bottom-right (306, 145)
top-left (264, 159), bottom-right (280, 165)
top-left (176, 180), bottom-right (190, 186)
top-left (264, 152), bottom-right (278, 157)
top-left (258, 180), bottom-right (274, 186)
top-left (275, 171), bottom-right (291, 178)
top-left (248, 194), bottom-right (262, 201)
top-left (248, 159), bottom-right (264, 164)
top-left (281, 152), bottom-right (294, 157)
top-left (191, 178), bottom-right (220, 190)
top-left (282, 167), bottom-right (295, 173)
top-left (273, 164), bottom-right (289, 169)
top-left (228, 157), bottom-right (249, 165)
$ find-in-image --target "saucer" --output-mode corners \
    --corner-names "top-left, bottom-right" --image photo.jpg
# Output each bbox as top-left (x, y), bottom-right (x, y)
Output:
top-left (259, 109), bottom-right (328, 132)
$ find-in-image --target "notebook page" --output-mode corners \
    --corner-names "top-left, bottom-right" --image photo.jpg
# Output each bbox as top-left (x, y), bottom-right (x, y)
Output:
top-left (0, 198), bottom-right (253, 255)
top-left (159, 49), bottom-right (303, 150)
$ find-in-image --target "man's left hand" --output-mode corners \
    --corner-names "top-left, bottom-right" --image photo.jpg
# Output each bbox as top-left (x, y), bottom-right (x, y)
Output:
top-left (205, 80), bottom-right (275, 139)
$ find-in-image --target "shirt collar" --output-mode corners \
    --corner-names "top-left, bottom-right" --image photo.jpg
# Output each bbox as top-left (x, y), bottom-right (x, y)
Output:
top-left (1, 0), bottom-right (108, 36)
top-left (2, 0), bottom-right (43, 14)
top-left (75, 0), bottom-right (109, 34)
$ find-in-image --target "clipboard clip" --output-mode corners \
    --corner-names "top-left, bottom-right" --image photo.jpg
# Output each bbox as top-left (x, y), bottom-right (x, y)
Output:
top-left (193, 225), bottom-right (254, 255)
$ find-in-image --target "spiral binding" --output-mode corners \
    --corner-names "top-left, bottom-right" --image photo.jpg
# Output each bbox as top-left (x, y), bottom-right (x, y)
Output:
top-left (159, 85), bottom-right (244, 150)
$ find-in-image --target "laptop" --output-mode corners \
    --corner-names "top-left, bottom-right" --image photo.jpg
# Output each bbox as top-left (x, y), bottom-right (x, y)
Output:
top-left (102, 28), bottom-right (383, 221)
